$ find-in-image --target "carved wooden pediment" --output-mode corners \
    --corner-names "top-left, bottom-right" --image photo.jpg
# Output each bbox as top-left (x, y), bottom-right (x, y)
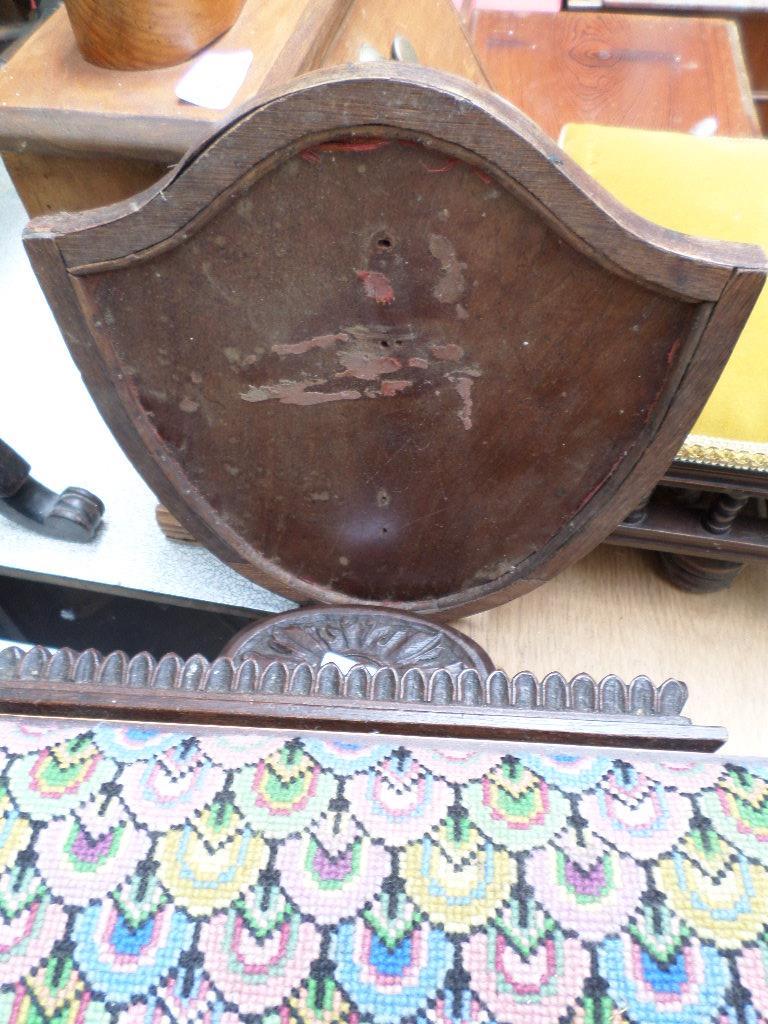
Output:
top-left (25, 65), bottom-right (765, 617)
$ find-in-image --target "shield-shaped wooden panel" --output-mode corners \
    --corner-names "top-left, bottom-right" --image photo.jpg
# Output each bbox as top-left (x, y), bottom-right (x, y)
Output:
top-left (25, 66), bottom-right (764, 618)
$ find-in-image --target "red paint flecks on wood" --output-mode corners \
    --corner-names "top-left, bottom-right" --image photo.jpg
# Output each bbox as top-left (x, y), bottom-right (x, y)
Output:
top-left (429, 234), bottom-right (466, 304)
top-left (666, 336), bottom-right (683, 366)
top-left (273, 333), bottom-right (346, 355)
top-left (300, 139), bottom-right (391, 162)
top-left (317, 139), bottom-right (391, 153)
top-left (356, 270), bottom-right (395, 305)
top-left (408, 357), bottom-right (430, 369)
top-left (379, 379), bottom-right (413, 397)
top-left (451, 375), bottom-right (474, 430)
top-left (422, 157), bottom-right (458, 174)
top-left (336, 351), bottom-right (402, 381)
top-left (575, 449), bottom-right (628, 513)
top-left (417, 149), bottom-right (491, 181)
top-left (430, 342), bottom-right (464, 362)
top-left (240, 381), bottom-right (362, 406)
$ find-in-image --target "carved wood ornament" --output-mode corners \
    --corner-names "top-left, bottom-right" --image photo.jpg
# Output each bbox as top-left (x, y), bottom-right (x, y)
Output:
top-left (24, 65), bottom-right (765, 618)
top-left (221, 607), bottom-right (495, 675)
top-left (0, 638), bottom-right (725, 751)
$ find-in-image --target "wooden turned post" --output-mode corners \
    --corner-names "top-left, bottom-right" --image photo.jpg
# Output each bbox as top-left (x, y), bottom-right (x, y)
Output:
top-left (658, 492), bottom-right (750, 593)
top-left (703, 492), bottom-right (750, 534)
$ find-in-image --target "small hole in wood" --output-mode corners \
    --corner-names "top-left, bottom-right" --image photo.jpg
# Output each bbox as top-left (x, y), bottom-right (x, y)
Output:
top-left (377, 236), bottom-right (392, 250)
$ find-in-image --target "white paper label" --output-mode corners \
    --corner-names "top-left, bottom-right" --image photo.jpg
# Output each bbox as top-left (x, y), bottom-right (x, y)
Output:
top-left (175, 50), bottom-right (253, 111)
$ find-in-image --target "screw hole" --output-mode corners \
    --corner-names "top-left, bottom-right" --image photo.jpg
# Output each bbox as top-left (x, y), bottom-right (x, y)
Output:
top-left (380, 340), bottom-right (389, 348)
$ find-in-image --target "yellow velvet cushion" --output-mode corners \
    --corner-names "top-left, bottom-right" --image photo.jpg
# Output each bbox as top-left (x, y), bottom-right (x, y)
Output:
top-left (560, 124), bottom-right (768, 472)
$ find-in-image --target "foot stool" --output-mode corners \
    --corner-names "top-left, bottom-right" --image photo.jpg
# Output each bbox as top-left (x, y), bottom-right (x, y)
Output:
top-left (563, 125), bottom-right (768, 590)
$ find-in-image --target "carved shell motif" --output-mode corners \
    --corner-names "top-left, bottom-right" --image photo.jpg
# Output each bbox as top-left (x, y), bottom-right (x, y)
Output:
top-left (222, 610), bottom-right (494, 675)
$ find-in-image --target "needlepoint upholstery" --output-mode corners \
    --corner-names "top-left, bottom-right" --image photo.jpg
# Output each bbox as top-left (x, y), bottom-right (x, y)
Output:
top-left (1, 717), bottom-right (768, 1022)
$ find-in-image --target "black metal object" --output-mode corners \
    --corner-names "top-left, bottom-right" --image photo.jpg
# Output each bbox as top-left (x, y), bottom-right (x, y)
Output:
top-left (0, 437), bottom-right (104, 541)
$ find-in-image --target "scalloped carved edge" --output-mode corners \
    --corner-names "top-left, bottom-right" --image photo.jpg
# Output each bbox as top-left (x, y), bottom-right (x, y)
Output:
top-left (0, 646), bottom-right (727, 751)
top-left (0, 644), bottom-right (688, 717)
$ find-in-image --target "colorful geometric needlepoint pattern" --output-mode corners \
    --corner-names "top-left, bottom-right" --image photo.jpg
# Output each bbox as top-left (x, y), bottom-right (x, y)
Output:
top-left (0, 717), bottom-right (766, 1023)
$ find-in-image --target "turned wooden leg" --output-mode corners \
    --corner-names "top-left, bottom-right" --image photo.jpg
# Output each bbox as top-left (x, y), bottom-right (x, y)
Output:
top-left (658, 553), bottom-right (745, 593)
top-left (702, 492), bottom-right (749, 534)
top-left (658, 491), bottom-right (751, 593)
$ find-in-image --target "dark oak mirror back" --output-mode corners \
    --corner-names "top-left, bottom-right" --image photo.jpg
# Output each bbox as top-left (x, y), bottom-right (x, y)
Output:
top-left (23, 65), bottom-right (765, 618)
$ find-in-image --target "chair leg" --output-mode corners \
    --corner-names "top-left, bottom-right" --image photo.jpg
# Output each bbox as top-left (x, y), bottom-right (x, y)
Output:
top-left (657, 553), bottom-right (745, 593)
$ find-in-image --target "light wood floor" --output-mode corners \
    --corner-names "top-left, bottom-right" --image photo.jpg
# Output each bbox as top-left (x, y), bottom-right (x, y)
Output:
top-left (455, 546), bottom-right (768, 756)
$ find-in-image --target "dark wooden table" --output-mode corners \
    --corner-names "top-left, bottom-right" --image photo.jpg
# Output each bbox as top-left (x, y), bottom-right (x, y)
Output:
top-left (470, 10), bottom-right (761, 139)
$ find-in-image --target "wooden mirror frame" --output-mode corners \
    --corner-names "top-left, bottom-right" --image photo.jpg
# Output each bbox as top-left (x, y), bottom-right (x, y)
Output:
top-left (24, 65), bottom-right (765, 618)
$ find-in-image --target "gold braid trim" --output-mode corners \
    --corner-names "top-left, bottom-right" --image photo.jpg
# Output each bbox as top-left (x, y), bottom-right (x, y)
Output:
top-left (676, 433), bottom-right (768, 473)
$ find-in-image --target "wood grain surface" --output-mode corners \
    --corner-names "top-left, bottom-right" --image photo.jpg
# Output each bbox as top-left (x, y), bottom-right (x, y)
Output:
top-left (0, 637), bottom-right (720, 752)
top-left (0, 0), bottom-right (484, 214)
top-left (470, 11), bottom-right (761, 139)
top-left (0, 678), bottom-right (724, 749)
top-left (23, 66), bottom-right (765, 618)
top-left (321, 0), bottom-right (488, 88)
top-left (455, 544), bottom-right (768, 755)
top-left (736, 11), bottom-right (768, 90)
top-left (0, 0), bottom-right (353, 159)
top-left (63, 0), bottom-right (246, 71)
top-left (1, 152), bottom-right (168, 218)
top-left (0, 0), bottom-right (483, 160)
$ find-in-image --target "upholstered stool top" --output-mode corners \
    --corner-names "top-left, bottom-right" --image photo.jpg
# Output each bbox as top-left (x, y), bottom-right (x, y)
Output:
top-left (561, 125), bottom-right (768, 474)
top-left (1, 716), bottom-right (767, 1023)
